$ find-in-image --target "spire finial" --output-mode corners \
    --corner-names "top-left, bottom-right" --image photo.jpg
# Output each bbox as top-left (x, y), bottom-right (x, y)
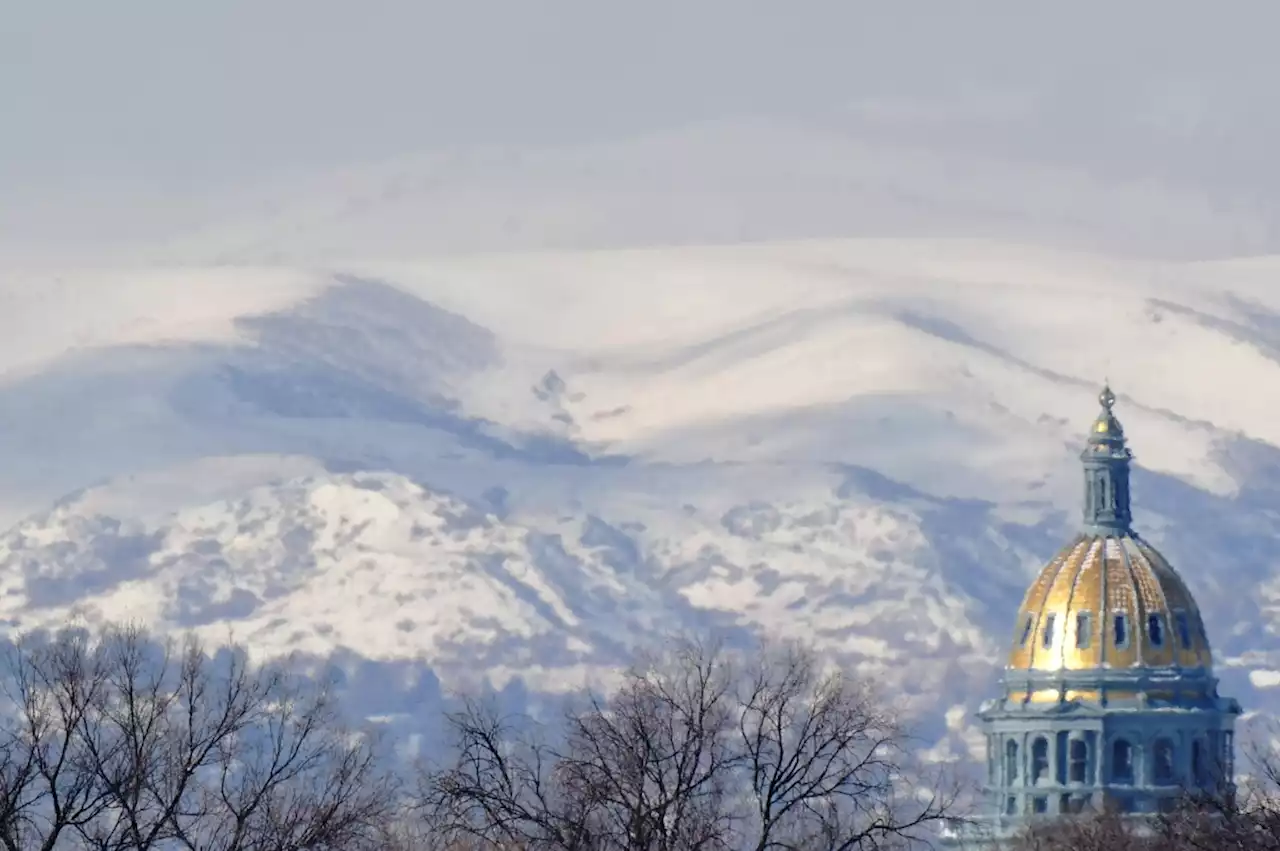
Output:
top-left (1099, 382), bottom-right (1115, 413)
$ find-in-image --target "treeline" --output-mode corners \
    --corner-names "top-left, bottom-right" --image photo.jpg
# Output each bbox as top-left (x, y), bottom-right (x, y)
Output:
top-left (0, 624), bottom-right (954, 850)
top-left (0, 624), bottom-right (1277, 850)
top-left (1006, 793), bottom-right (1280, 851)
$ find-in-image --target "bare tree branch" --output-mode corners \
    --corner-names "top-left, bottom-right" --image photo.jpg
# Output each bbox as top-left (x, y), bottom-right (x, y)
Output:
top-left (736, 640), bottom-right (957, 851)
top-left (420, 635), bottom-right (956, 851)
top-left (422, 695), bottom-right (595, 851)
top-left (559, 637), bottom-right (739, 851)
top-left (0, 623), bottom-right (398, 851)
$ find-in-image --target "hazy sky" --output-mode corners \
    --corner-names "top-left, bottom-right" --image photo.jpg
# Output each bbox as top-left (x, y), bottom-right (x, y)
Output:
top-left (7, 2), bottom-right (1273, 183)
top-left (5, 2), bottom-right (1279, 262)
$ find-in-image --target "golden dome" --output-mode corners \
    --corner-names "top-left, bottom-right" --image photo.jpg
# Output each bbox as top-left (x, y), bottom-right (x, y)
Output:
top-left (1006, 533), bottom-right (1212, 673)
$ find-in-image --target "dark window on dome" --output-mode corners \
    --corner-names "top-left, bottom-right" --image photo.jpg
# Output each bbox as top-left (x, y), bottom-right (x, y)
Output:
top-left (1113, 613), bottom-right (1129, 648)
top-left (1175, 612), bottom-right (1192, 648)
top-left (1148, 614), bottom-right (1165, 647)
top-left (1031, 737), bottom-right (1049, 783)
top-left (1006, 740), bottom-right (1019, 782)
top-left (1041, 614), bottom-right (1056, 649)
top-left (1006, 796), bottom-right (1017, 815)
top-left (1112, 739), bottom-right (1134, 785)
top-left (1032, 796), bottom-right (1048, 814)
top-left (1076, 612), bottom-right (1092, 649)
top-left (1019, 616), bottom-right (1034, 647)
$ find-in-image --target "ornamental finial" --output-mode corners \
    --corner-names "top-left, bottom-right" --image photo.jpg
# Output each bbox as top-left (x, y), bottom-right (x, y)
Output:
top-left (1099, 382), bottom-right (1115, 412)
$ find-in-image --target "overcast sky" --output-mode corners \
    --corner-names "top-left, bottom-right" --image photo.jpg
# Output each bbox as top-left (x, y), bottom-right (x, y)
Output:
top-left (5, 2), bottom-right (1279, 262)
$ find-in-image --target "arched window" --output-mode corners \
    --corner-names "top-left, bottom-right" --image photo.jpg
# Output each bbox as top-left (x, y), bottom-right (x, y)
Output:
top-left (1019, 616), bottom-right (1034, 647)
top-left (1031, 737), bottom-right (1050, 784)
top-left (1069, 738), bottom-right (1088, 784)
top-left (1153, 738), bottom-right (1176, 785)
top-left (1175, 612), bottom-right (1193, 648)
top-left (1112, 739), bottom-right (1134, 785)
top-left (1075, 612), bottom-right (1092, 649)
top-left (1192, 739), bottom-right (1207, 786)
top-left (1042, 614), bottom-right (1057, 649)
top-left (1005, 740), bottom-right (1019, 783)
top-left (1114, 613), bottom-right (1129, 648)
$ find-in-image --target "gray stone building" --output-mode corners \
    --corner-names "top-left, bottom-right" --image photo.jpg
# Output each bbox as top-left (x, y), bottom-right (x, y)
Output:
top-left (944, 386), bottom-right (1241, 845)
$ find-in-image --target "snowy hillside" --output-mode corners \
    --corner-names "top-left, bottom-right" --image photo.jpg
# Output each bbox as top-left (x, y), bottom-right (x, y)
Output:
top-left (2, 239), bottom-right (1280, 761)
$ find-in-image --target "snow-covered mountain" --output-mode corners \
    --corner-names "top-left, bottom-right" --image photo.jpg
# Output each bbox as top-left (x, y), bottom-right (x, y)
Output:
top-left (3, 239), bottom-right (1280, 763)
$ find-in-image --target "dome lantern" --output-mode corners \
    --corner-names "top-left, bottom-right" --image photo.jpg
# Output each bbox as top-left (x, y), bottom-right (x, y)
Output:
top-left (1080, 382), bottom-right (1132, 535)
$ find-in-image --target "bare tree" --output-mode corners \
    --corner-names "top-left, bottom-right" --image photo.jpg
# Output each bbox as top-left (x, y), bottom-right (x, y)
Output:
top-left (558, 639), bottom-right (739, 851)
top-left (1149, 728), bottom-right (1280, 851)
top-left (421, 636), bottom-right (956, 851)
top-left (0, 627), bottom-right (111, 850)
top-left (737, 641), bottom-right (955, 851)
top-left (1007, 805), bottom-right (1147, 851)
top-left (0, 623), bottom-right (398, 850)
top-left (1229, 730), bottom-right (1280, 849)
top-left (421, 695), bottom-right (591, 851)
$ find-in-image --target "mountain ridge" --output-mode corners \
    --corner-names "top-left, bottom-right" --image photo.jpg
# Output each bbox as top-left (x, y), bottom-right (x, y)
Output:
top-left (0, 238), bottom-right (1276, 765)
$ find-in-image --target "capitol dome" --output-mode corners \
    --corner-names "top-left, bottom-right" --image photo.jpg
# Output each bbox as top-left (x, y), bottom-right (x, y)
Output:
top-left (960, 384), bottom-right (1241, 840)
top-left (1006, 533), bottom-right (1213, 677)
top-left (1000, 385), bottom-right (1217, 704)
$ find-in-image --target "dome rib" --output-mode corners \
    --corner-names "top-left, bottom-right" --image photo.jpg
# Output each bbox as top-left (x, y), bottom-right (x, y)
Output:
top-left (1060, 542), bottom-right (1087, 670)
top-left (1096, 536), bottom-right (1108, 668)
top-left (1031, 542), bottom-right (1072, 669)
top-left (1118, 536), bottom-right (1145, 664)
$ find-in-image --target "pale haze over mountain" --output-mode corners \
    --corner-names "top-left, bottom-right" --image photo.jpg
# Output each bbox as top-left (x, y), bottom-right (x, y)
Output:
top-left (4, 2), bottom-right (1280, 762)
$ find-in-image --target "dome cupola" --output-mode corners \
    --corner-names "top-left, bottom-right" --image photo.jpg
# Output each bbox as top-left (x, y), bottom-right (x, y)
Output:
top-left (1080, 384), bottom-right (1132, 535)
